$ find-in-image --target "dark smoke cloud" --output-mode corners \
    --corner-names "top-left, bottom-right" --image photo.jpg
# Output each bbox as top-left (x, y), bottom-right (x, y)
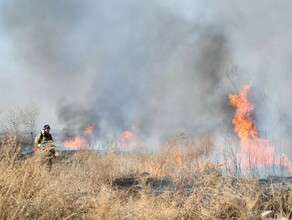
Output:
top-left (0, 0), bottom-right (236, 145)
top-left (3, 0), bottom-right (291, 150)
top-left (51, 1), bottom-right (233, 144)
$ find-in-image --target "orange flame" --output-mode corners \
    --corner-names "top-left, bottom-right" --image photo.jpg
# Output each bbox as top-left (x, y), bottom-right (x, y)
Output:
top-left (62, 135), bottom-right (89, 149)
top-left (62, 124), bottom-right (94, 150)
top-left (172, 151), bottom-right (187, 170)
top-left (229, 85), bottom-right (292, 171)
top-left (84, 124), bottom-right (94, 136)
top-left (117, 129), bottom-right (144, 148)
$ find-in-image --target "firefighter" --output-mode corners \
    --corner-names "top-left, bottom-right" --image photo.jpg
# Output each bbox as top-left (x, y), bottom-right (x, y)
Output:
top-left (34, 125), bottom-right (56, 171)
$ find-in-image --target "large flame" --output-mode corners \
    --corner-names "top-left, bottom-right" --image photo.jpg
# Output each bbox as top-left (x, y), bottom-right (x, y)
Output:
top-left (229, 85), bottom-right (292, 171)
top-left (62, 124), bottom-right (94, 149)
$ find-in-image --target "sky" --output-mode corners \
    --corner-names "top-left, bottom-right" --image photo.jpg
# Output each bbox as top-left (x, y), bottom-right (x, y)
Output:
top-left (0, 0), bottom-right (292, 148)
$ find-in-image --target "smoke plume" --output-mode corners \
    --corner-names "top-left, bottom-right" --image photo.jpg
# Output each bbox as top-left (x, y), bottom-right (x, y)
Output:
top-left (1, 0), bottom-right (292, 150)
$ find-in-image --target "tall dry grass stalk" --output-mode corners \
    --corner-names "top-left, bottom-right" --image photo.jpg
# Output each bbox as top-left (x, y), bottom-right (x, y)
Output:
top-left (0, 134), bottom-right (291, 219)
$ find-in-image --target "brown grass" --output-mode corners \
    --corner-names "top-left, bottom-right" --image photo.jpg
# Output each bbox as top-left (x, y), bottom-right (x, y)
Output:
top-left (0, 134), bottom-right (291, 219)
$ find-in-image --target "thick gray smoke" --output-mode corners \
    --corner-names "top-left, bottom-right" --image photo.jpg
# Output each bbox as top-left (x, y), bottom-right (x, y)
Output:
top-left (1, 0), bottom-right (292, 150)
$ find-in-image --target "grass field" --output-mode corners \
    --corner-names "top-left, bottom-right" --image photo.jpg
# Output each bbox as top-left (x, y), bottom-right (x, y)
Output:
top-left (0, 134), bottom-right (291, 219)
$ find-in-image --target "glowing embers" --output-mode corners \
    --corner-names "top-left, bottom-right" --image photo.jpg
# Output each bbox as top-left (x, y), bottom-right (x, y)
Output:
top-left (229, 85), bottom-right (292, 171)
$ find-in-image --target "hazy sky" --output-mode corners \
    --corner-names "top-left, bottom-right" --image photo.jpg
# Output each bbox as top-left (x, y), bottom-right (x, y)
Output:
top-left (1, 0), bottom-right (292, 146)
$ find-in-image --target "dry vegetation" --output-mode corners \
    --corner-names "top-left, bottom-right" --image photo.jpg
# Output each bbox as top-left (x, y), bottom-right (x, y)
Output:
top-left (0, 134), bottom-right (291, 220)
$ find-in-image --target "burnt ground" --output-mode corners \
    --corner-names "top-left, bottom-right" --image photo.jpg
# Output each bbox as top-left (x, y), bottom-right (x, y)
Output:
top-left (112, 175), bottom-right (292, 192)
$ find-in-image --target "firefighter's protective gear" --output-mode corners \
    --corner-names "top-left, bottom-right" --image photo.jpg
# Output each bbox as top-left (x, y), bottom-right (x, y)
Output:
top-left (34, 126), bottom-right (55, 171)
top-left (37, 141), bottom-right (55, 171)
top-left (35, 129), bottom-right (53, 146)
top-left (43, 124), bottom-right (51, 130)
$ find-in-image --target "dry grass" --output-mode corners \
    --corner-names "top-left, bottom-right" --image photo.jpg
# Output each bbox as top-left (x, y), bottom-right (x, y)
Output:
top-left (0, 134), bottom-right (291, 219)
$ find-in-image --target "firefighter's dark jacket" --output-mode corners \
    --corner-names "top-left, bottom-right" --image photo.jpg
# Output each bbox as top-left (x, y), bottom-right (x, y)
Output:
top-left (34, 130), bottom-right (53, 145)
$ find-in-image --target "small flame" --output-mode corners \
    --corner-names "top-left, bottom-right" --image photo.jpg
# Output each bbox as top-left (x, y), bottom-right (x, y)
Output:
top-left (229, 85), bottom-right (292, 171)
top-left (62, 124), bottom-right (94, 150)
top-left (172, 151), bottom-right (187, 170)
top-left (117, 129), bottom-right (144, 148)
top-left (84, 124), bottom-right (94, 136)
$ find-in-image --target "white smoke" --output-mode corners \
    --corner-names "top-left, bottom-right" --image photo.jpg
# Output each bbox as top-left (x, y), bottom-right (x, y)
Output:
top-left (0, 0), bottom-right (292, 152)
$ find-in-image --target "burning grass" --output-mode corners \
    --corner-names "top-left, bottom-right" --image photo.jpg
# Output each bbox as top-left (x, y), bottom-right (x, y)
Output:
top-left (0, 134), bottom-right (291, 219)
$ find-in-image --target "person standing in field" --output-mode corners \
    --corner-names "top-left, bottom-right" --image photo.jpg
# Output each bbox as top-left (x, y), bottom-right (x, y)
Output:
top-left (34, 125), bottom-right (56, 171)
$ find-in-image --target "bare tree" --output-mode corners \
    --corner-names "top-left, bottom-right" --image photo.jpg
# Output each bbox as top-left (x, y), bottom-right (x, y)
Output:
top-left (20, 103), bottom-right (40, 135)
top-left (3, 103), bottom-right (40, 139)
top-left (4, 104), bottom-right (22, 134)
top-left (222, 136), bottom-right (241, 176)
